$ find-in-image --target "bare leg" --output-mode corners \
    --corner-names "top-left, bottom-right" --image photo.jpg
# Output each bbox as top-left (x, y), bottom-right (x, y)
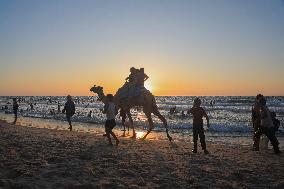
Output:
top-left (13, 112), bottom-right (17, 124)
top-left (141, 113), bottom-right (154, 140)
top-left (67, 115), bottom-right (72, 131)
top-left (110, 131), bottom-right (120, 146)
top-left (127, 122), bottom-right (130, 135)
top-left (106, 131), bottom-right (112, 145)
top-left (121, 110), bottom-right (127, 137)
top-left (126, 110), bottom-right (136, 138)
top-left (153, 109), bottom-right (172, 141)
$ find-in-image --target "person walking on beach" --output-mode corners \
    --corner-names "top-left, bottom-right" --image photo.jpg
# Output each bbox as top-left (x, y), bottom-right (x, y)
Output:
top-left (12, 98), bottom-right (19, 124)
top-left (253, 97), bottom-right (281, 154)
top-left (103, 94), bottom-right (119, 146)
top-left (62, 95), bottom-right (75, 131)
top-left (187, 98), bottom-right (210, 154)
top-left (252, 94), bottom-right (264, 151)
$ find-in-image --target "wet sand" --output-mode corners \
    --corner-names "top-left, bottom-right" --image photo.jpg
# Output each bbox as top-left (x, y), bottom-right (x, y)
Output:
top-left (0, 120), bottom-right (283, 189)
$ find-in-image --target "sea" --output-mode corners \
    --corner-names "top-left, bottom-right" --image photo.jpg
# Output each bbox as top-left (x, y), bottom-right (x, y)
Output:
top-left (1, 96), bottom-right (283, 148)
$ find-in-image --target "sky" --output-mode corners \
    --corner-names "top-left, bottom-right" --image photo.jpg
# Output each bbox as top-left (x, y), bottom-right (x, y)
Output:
top-left (0, 0), bottom-right (284, 96)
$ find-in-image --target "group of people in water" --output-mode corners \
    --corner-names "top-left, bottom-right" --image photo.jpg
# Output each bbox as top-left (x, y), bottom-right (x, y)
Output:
top-left (4, 67), bottom-right (281, 154)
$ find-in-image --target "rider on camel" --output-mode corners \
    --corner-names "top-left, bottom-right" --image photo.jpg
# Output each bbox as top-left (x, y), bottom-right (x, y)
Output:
top-left (125, 67), bottom-right (139, 85)
top-left (137, 68), bottom-right (149, 87)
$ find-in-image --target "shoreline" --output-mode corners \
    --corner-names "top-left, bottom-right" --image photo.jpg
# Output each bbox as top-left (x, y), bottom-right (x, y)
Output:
top-left (1, 113), bottom-right (284, 150)
top-left (1, 119), bottom-right (284, 188)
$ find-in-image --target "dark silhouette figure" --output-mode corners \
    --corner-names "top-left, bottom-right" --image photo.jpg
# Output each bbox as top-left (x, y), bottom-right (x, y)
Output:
top-left (57, 102), bottom-right (61, 113)
top-left (252, 94), bottom-right (264, 150)
top-left (120, 108), bottom-right (129, 136)
top-left (253, 97), bottom-right (281, 154)
top-left (87, 110), bottom-right (92, 118)
top-left (137, 68), bottom-right (149, 87)
top-left (62, 95), bottom-right (75, 131)
top-left (170, 106), bottom-right (177, 115)
top-left (103, 94), bottom-right (119, 146)
top-left (187, 98), bottom-right (210, 154)
top-left (4, 105), bottom-right (8, 114)
top-left (181, 110), bottom-right (186, 117)
top-left (29, 103), bottom-right (34, 110)
top-left (12, 98), bottom-right (19, 124)
top-left (210, 101), bottom-right (214, 108)
top-left (125, 67), bottom-right (139, 83)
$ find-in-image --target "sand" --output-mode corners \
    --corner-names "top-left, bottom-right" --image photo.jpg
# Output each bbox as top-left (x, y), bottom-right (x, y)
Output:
top-left (0, 120), bottom-right (283, 189)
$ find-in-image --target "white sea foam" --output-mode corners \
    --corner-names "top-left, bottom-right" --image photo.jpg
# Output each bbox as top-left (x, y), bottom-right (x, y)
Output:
top-left (1, 96), bottom-right (283, 134)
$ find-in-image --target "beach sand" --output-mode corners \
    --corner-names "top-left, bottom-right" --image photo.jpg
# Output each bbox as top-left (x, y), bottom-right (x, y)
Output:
top-left (0, 120), bottom-right (283, 189)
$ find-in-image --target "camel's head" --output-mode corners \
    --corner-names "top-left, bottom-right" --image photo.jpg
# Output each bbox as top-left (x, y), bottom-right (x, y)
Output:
top-left (90, 85), bottom-right (104, 94)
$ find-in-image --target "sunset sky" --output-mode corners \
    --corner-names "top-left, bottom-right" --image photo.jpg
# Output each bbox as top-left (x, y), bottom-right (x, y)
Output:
top-left (0, 0), bottom-right (284, 96)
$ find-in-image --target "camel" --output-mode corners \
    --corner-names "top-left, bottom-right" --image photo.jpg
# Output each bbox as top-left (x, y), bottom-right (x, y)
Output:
top-left (90, 85), bottom-right (172, 141)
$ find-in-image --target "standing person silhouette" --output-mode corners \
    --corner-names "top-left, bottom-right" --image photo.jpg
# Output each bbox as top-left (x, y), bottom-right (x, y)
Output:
top-left (103, 94), bottom-right (119, 146)
top-left (253, 97), bottom-right (281, 154)
top-left (252, 94), bottom-right (264, 151)
top-left (12, 98), bottom-right (19, 124)
top-left (62, 95), bottom-right (75, 131)
top-left (187, 98), bottom-right (210, 154)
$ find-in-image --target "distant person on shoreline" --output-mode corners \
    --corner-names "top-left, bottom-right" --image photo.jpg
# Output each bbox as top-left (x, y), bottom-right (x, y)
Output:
top-left (57, 102), bottom-right (61, 113)
top-left (4, 105), bottom-right (8, 114)
top-left (62, 95), bottom-right (75, 131)
top-left (29, 103), bottom-right (34, 110)
top-left (12, 98), bottom-right (19, 124)
top-left (210, 100), bottom-right (214, 108)
top-left (88, 110), bottom-right (92, 118)
top-left (253, 97), bottom-right (281, 154)
top-left (187, 98), bottom-right (210, 154)
top-left (103, 94), bottom-right (119, 146)
top-left (169, 106), bottom-right (177, 115)
top-left (181, 110), bottom-right (186, 117)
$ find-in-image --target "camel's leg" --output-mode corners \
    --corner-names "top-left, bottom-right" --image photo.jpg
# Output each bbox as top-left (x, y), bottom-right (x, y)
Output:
top-left (120, 110), bottom-right (127, 137)
top-left (141, 113), bottom-right (155, 140)
top-left (126, 110), bottom-right (136, 138)
top-left (153, 109), bottom-right (172, 142)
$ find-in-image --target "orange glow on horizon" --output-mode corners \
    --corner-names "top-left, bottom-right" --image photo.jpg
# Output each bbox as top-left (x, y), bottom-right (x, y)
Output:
top-left (1, 72), bottom-right (283, 96)
top-left (0, 55), bottom-right (283, 96)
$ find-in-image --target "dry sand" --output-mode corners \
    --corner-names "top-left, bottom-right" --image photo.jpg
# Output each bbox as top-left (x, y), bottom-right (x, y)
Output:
top-left (0, 120), bottom-right (283, 189)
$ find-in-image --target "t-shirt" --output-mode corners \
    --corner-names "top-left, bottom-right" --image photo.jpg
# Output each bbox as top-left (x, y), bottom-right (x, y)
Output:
top-left (260, 106), bottom-right (274, 128)
top-left (64, 100), bottom-right (75, 116)
top-left (104, 102), bottom-right (116, 120)
top-left (188, 107), bottom-right (207, 126)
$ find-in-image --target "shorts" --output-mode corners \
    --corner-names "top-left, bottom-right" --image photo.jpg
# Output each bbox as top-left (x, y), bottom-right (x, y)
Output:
top-left (66, 115), bottom-right (72, 123)
top-left (105, 119), bottom-right (116, 132)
